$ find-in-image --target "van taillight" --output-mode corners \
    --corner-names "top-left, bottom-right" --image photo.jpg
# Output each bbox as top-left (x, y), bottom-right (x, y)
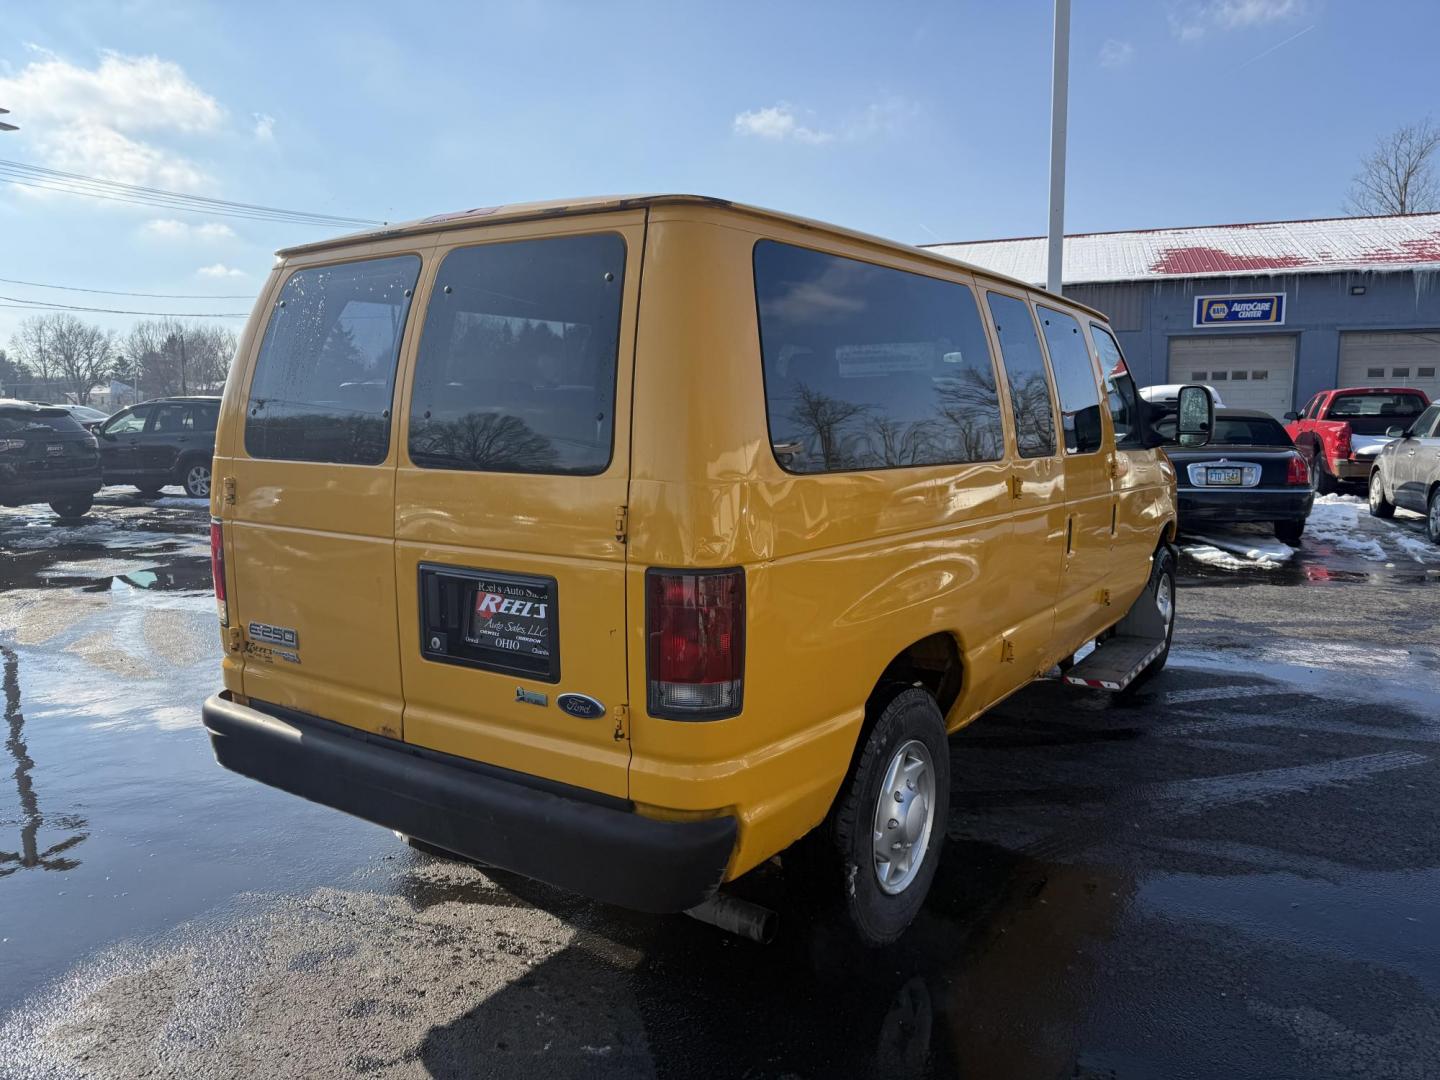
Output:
top-left (646, 568), bottom-right (744, 720)
top-left (210, 518), bottom-right (228, 625)
top-left (1286, 454), bottom-right (1310, 487)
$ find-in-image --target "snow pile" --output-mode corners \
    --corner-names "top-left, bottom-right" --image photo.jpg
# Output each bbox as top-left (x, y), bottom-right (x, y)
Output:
top-left (1180, 532), bottom-right (1296, 570)
top-left (1306, 494), bottom-right (1387, 560)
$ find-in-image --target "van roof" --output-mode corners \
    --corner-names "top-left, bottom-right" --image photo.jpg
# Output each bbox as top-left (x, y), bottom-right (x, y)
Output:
top-left (277, 194), bottom-right (1107, 321)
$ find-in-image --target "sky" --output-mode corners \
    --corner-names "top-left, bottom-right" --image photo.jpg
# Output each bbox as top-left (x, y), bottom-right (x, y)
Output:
top-left (0, 0), bottom-right (1436, 347)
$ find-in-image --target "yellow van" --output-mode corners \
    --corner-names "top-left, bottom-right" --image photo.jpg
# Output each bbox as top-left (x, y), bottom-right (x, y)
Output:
top-left (203, 195), bottom-right (1211, 944)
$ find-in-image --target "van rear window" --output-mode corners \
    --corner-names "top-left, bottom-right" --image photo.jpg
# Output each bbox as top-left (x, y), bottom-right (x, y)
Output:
top-left (408, 233), bottom-right (625, 476)
top-left (245, 254), bottom-right (420, 465)
top-left (754, 241), bottom-right (1004, 473)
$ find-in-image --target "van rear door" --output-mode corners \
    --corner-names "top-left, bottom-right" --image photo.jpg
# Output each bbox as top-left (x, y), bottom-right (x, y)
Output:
top-left (225, 247), bottom-right (426, 739)
top-left (393, 214), bottom-right (642, 799)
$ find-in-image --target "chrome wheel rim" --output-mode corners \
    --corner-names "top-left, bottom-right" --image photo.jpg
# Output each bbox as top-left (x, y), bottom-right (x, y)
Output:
top-left (187, 464), bottom-right (210, 497)
top-left (1370, 474), bottom-right (1382, 511)
top-left (1156, 572), bottom-right (1174, 636)
top-left (871, 739), bottom-right (936, 895)
top-left (1430, 495), bottom-right (1440, 540)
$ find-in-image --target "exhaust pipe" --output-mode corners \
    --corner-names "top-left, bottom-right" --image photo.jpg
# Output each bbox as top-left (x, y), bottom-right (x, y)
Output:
top-left (685, 893), bottom-right (777, 944)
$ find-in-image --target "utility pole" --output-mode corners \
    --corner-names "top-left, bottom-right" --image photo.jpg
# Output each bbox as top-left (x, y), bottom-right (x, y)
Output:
top-left (1046, 0), bottom-right (1070, 294)
top-left (179, 329), bottom-right (188, 396)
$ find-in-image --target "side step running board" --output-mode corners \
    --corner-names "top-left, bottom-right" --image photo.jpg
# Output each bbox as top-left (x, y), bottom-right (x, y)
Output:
top-left (1062, 635), bottom-right (1165, 692)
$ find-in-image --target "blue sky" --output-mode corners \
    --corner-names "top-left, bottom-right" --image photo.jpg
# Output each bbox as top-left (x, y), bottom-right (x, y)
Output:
top-left (0, 0), bottom-right (1435, 344)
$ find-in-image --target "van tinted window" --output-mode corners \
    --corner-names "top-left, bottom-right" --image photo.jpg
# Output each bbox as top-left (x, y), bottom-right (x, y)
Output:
top-left (408, 233), bottom-right (625, 476)
top-left (1089, 324), bottom-right (1142, 449)
top-left (245, 254), bottom-right (420, 465)
top-left (1037, 307), bottom-right (1104, 455)
top-left (985, 293), bottom-right (1056, 458)
top-left (754, 241), bottom-right (1003, 473)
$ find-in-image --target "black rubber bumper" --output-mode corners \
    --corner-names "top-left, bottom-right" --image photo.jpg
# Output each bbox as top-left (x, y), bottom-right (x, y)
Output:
top-left (202, 693), bottom-right (737, 913)
top-left (1177, 488), bottom-right (1315, 525)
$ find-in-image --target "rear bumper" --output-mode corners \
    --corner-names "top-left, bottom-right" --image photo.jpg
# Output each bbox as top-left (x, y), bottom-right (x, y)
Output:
top-left (202, 693), bottom-right (736, 913)
top-left (1332, 458), bottom-right (1372, 481)
top-left (1178, 487), bottom-right (1314, 525)
top-left (0, 472), bottom-right (103, 505)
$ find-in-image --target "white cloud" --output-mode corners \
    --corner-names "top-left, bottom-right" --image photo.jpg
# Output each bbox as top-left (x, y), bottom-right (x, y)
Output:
top-left (733, 98), bottom-right (913, 146)
top-left (143, 218), bottom-right (236, 240)
top-left (1172, 0), bottom-right (1305, 39)
top-left (0, 51), bottom-right (222, 190)
top-left (1099, 39), bottom-right (1136, 68)
top-left (252, 112), bottom-right (275, 142)
top-left (196, 263), bottom-right (246, 279)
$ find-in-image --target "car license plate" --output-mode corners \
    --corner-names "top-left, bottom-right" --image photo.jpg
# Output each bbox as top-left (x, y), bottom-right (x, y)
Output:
top-left (46, 443), bottom-right (65, 457)
top-left (1206, 466), bottom-right (1243, 485)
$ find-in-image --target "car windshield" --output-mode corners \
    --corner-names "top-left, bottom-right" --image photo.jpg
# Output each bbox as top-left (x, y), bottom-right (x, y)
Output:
top-left (0, 407), bottom-right (86, 434)
top-left (69, 405), bottom-right (109, 421)
top-left (1211, 416), bottom-right (1293, 445)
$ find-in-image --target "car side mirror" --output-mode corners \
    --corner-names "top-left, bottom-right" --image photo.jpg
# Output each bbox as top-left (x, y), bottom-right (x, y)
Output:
top-left (1386, 425), bottom-right (1406, 438)
top-left (98, 428), bottom-right (116, 440)
top-left (1283, 411), bottom-right (1299, 421)
top-left (1176, 384), bottom-right (1213, 447)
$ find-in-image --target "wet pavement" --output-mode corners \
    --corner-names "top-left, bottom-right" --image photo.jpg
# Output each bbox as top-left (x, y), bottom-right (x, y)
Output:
top-left (2, 490), bottom-right (1439, 1079)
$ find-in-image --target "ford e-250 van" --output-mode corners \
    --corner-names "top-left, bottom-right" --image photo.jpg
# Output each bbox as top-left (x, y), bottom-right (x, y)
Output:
top-left (202, 195), bottom-right (1211, 945)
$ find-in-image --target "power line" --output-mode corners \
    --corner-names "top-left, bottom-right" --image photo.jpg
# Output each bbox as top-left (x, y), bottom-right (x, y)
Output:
top-left (0, 295), bottom-right (248, 318)
top-left (0, 157), bottom-right (383, 228)
top-left (0, 275), bottom-right (254, 300)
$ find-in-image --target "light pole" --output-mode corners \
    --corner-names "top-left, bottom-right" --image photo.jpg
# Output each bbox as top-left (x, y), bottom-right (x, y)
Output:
top-left (1046, 0), bottom-right (1070, 295)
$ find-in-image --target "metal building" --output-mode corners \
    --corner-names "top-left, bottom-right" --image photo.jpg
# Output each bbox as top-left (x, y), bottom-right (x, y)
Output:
top-left (926, 213), bottom-right (1440, 418)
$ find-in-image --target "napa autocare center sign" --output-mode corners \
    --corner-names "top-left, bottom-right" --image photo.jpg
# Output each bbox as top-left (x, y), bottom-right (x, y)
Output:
top-left (1193, 292), bottom-right (1286, 327)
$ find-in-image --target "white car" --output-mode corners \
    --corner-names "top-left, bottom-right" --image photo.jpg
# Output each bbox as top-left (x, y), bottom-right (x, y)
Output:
top-left (1139, 384), bottom-right (1227, 409)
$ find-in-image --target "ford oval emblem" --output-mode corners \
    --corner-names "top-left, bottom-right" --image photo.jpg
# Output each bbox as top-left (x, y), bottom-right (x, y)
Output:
top-left (556, 693), bottom-right (606, 719)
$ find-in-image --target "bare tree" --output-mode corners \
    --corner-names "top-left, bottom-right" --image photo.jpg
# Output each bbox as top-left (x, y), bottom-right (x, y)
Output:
top-left (1345, 118), bottom-right (1440, 216)
top-left (10, 313), bottom-right (112, 403)
top-left (119, 319), bottom-right (235, 398)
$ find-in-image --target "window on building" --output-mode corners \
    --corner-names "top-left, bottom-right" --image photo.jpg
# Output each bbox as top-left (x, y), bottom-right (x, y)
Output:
top-left (1231, 370), bottom-right (1249, 381)
top-left (1419, 366), bottom-right (1436, 378)
top-left (986, 293), bottom-right (1057, 458)
top-left (246, 254), bottom-right (420, 465)
top-left (753, 241), bottom-right (1005, 473)
top-left (1037, 306), bottom-right (1103, 455)
top-left (1210, 370), bottom-right (1228, 381)
top-left (1367, 367), bottom-right (1385, 379)
top-left (409, 233), bottom-right (626, 476)
top-left (1253, 370), bottom-right (1270, 381)
top-left (1190, 370), bottom-right (1207, 381)
top-left (1393, 367), bottom-right (1411, 378)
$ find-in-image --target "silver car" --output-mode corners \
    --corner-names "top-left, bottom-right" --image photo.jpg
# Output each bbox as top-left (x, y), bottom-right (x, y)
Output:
top-left (1369, 401), bottom-right (1440, 542)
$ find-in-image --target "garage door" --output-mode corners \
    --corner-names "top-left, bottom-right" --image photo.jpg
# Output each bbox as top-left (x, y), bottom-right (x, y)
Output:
top-left (1168, 335), bottom-right (1297, 418)
top-left (1338, 332), bottom-right (1440, 401)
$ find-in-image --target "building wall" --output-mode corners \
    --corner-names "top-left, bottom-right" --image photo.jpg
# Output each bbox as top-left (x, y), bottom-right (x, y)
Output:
top-left (1068, 270), bottom-right (1440, 410)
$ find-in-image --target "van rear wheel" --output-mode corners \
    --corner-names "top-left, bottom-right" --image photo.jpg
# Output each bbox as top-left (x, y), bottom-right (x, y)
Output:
top-left (818, 687), bottom-right (950, 946)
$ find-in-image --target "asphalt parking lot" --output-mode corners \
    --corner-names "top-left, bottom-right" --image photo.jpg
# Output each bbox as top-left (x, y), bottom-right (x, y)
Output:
top-left (2, 490), bottom-right (1439, 1079)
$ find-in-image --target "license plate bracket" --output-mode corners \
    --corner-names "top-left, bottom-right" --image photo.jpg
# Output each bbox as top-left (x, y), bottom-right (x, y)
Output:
top-left (418, 563), bottom-right (560, 682)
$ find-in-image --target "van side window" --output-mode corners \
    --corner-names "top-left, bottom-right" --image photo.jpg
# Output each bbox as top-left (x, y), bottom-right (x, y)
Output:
top-left (1037, 307), bottom-right (1104, 455)
top-left (985, 293), bottom-right (1056, 458)
top-left (1089, 323), bottom-right (1142, 449)
top-left (408, 233), bottom-right (625, 476)
top-left (753, 240), bottom-right (1003, 473)
top-left (245, 254), bottom-right (420, 465)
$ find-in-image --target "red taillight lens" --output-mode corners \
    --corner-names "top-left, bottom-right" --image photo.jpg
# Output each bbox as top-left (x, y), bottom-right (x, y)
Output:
top-left (210, 518), bottom-right (228, 625)
top-left (1287, 454), bottom-right (1310, 486)
top-left (646, 568), bottom-right (744, 720)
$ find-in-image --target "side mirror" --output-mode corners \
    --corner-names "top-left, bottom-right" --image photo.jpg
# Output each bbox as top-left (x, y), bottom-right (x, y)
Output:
top-left (1283, 411), bottom-right (1299, 421)
top-left (98, 427), bottom-right (116, 440)
top-left (1177, 385), bottom-right (1213, 447)
top-left (1386, 425), bottom-right (1406, 438)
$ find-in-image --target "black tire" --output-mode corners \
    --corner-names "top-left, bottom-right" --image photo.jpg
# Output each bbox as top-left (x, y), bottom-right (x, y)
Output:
top-left (180, 458), bottom-right (212, 499)
top-left (815, 687), bottom-right (950, 947)
top-left (135, 483), bottom-right (165, 496)
top-left (1310, 446), bottom-right (1336, 495)
top-left (48, 496), bottom-right (93, 519)
top-left (1368, 470), bottom-right (1396, 519)
top-left (1115, 545), bottom-right (1177, 695)
top-left (1428, 488), bottom-right (1440, 545)
top-left (1274, 519), bottom-right (1305, 546)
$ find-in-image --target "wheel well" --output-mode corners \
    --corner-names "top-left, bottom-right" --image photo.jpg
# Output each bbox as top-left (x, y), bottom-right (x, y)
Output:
top-left (867, 633), bottom-right (963, 720)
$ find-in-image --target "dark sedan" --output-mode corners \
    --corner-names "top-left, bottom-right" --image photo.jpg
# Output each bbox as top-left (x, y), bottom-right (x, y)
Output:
top-left (1161, 409), bottom-right (1315, 545)
top-left (0, 399), bottom-right (104, 517)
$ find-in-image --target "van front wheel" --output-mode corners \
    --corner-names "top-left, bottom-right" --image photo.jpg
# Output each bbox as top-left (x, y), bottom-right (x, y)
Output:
top-left (826, 687), bottom-right (950, 946)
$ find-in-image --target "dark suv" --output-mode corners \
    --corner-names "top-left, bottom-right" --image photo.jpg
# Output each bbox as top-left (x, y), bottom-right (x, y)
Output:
top-left (96, 396), bottom-right (220, 498)
top-left (0, 399), bottom-right (105, 517)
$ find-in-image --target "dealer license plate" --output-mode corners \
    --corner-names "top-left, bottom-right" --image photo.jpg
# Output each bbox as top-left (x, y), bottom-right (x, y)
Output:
top-left (1206, 466), bottom-right (1244, 486)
